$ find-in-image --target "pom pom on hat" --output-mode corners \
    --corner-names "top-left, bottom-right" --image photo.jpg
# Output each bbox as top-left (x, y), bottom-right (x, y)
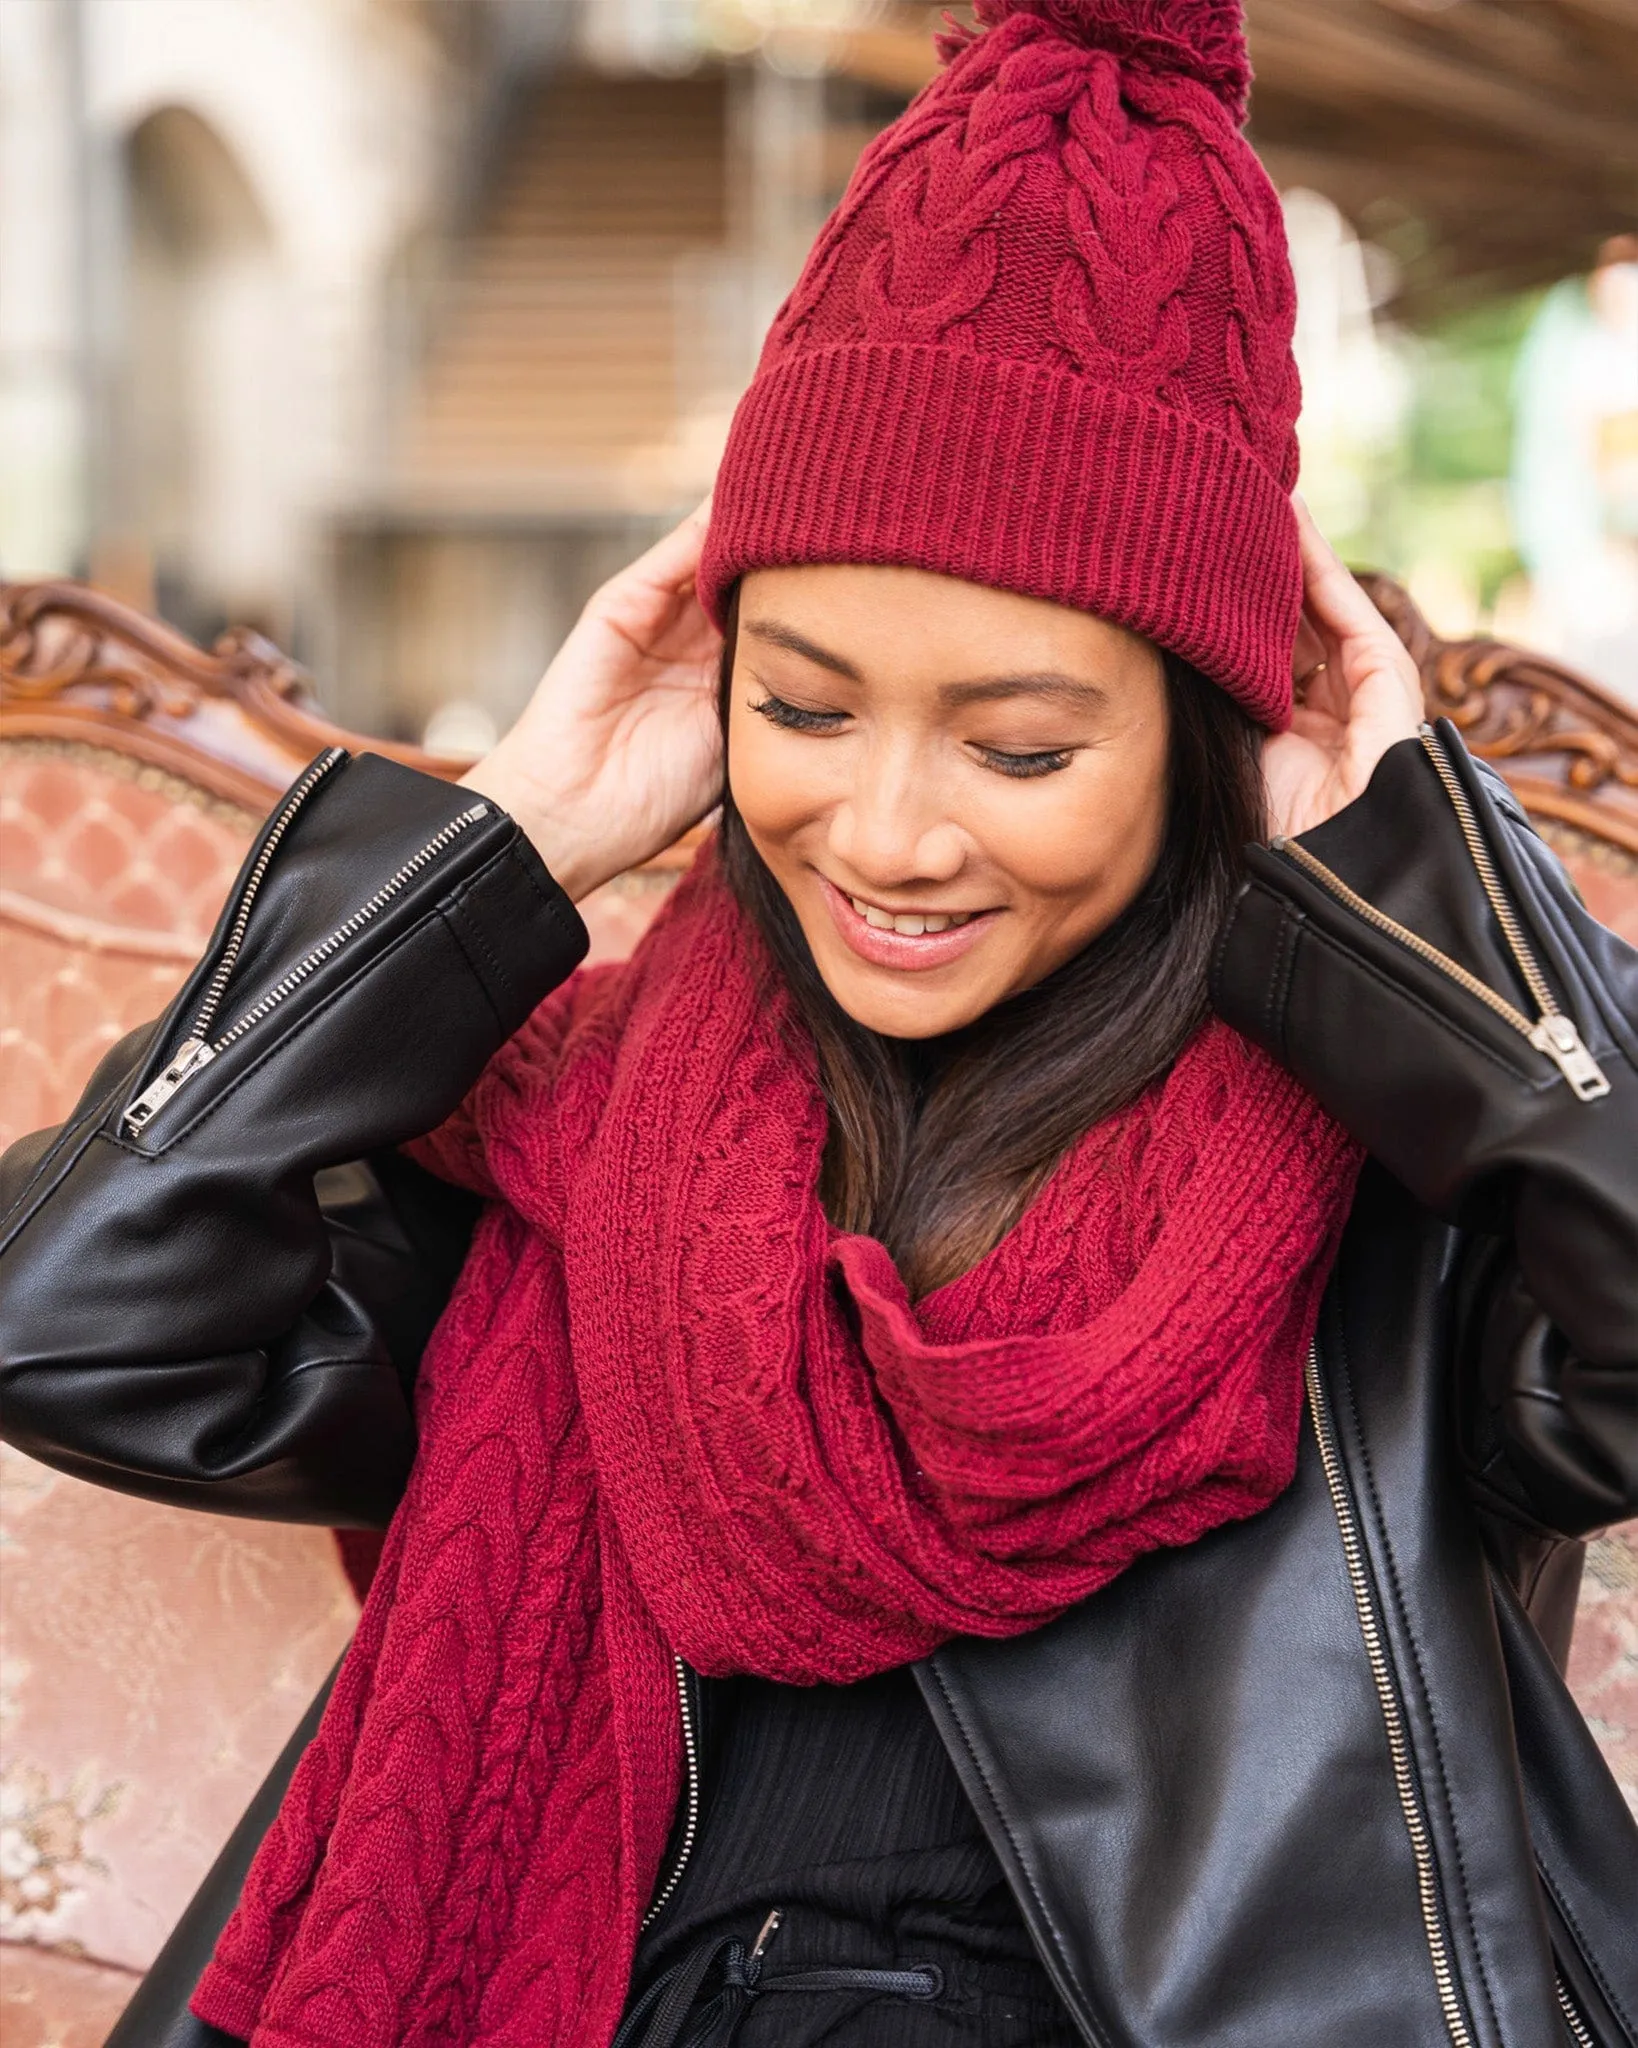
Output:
top-left (949, 0), bottom-right (1252, 121)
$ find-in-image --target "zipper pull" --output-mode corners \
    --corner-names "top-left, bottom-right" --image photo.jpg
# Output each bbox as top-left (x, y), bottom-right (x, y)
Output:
top-left (124, 1037), bottom-right (216, 1134)
top-left (744, 1907), bottom-right (783, 1987)
top-left (1528, 1014), bottom-right (1611, 1102)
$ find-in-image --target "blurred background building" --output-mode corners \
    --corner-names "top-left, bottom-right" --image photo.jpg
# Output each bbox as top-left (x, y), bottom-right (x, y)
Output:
top-left (3, 0), bottom-right (1636, 738)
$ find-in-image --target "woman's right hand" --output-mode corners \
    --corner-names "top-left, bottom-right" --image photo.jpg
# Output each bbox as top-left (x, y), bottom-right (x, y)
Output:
top-left (460, 499), bottom-right (724, 901)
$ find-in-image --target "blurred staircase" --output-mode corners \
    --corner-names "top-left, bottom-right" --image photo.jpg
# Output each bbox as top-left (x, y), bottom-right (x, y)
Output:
top-left (400, 69), bottom-right (729, 501)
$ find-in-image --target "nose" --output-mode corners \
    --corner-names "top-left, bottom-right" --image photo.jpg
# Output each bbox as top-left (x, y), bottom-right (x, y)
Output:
top-left (827, 745), bottom-right (966, 889)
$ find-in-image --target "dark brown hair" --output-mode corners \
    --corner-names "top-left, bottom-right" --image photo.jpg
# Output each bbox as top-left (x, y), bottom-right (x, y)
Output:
top-left (716, 602), bottom-right (1266, 1297)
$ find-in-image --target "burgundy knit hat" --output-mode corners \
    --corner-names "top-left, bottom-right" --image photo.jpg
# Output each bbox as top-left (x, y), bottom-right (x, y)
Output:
top-left (699, 0), bottom-right (1303, 729)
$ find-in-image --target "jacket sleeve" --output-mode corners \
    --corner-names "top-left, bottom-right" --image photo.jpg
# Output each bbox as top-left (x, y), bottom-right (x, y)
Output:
top-left (0, 750), bottom-right (588, 1528)
top-left (1210, 721), bottom-right (1638, 1540)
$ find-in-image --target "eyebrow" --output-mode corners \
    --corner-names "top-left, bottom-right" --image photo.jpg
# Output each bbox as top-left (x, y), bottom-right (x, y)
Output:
top-left (743, 620), bottom-right (1108, 712)
top-left (938, 673), bottom-right (1109, 712)
top-left (742, 619), bottom-right (862, 680)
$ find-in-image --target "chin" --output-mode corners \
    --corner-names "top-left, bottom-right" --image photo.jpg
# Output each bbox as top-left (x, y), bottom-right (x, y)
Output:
top-left (814, 953), bottom-right (996, 1039)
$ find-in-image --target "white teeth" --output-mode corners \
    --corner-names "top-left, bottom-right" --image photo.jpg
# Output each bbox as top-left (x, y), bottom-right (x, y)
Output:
top-left (848, 894), bottom-right (975, 936)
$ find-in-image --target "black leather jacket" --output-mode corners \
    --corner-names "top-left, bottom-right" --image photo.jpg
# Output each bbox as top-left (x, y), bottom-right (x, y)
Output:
top-left (2, 725), bottom-right (1635, 2048)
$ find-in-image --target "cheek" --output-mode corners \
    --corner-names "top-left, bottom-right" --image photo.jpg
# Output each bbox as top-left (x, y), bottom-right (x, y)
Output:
top-left (726, 704), bottom-right (834, 854)
top-left (976, 753), bottom-right (1167, 919)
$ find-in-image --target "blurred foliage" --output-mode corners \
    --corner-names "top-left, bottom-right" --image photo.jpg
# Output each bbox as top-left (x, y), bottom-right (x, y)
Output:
top-left (1404, 293), bottom-right (1543, 485)
top-left (1360, 289), bottom-right (1544, 618)
top-left (1384, 480), bottom-right (1521, 614)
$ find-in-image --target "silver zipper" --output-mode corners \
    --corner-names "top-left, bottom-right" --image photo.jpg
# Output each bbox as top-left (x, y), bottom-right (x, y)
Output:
top-left (1272, 730), bottom-right (1610, 1102)
top-left (188, 748), bottom-right (347, 1045)
top-left (124, 797), bottom-right (491, 1135)
top-left (1304, 1343), bottom-right (1475, 2048)
top-left (640, 1654), bottom-right (702, 1932)
top-left (1556, 1974), bottom-right (1597, 2048)
top-left (1418, 726), bottom-right (1555, 1016)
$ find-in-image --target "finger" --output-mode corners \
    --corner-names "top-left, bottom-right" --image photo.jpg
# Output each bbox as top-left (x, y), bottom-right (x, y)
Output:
top-left (1293, 499), bottom-right (1423, 730)
top-left (1297, 655), bottom-right (1353, 730)
top-left (1291, 605), bottom-right (1328, 686)
top-left (626, 496), bottom-right (714, 597)
top-left (1292, 494), bottom-right (1399, 653)
top-left (1285, 704), bottom-right (1341, 748)
top-left (579, 504), bottom-right (722, 659)
top-left (584, 502), bottom-right (715, 640)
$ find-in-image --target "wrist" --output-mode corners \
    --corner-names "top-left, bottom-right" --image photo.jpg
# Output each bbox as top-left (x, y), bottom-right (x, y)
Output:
top-left (458, 756), bottom-right (607, 902)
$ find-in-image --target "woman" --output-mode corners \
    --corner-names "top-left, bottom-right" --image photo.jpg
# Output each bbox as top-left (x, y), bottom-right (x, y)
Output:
top-left (2, 2), bottom-right (1635, 2045)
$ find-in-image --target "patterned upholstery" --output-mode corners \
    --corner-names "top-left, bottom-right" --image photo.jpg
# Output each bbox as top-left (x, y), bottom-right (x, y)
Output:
top-left (1573, 1529), bottom-right (1638, 1810)
top-left (0, 743), bottom-right (259, 1148)
top-left (0, 737), bottom-right (358, 2036)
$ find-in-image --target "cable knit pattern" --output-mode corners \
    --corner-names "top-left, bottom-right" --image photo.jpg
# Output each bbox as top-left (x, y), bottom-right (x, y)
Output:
top-left (853, 45), bottom-right (1084, 349)
top-left (700, 0), bottom-right (1304, 729)
top-left (193, 850), bottom-right (1360, 2048)
top-left (1053, 58), bottom-right (1192, 392)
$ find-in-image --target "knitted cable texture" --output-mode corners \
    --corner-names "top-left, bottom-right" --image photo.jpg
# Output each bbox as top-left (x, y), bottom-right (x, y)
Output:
top-left (194, 849), bottom-right (1361, 2048)
top-left (1185, 92), bottom-right (1303, 480)
top-left (700, 0), bottom-right (1305, 728)
top-left (1053, 56), bottom-right (1192, 392)
top-left (853, 44), bottom-right (1084, 347)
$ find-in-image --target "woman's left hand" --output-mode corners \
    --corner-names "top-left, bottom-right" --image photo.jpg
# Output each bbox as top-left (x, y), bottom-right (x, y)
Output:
top-left (1262, 497), bottom-right (1426, 842)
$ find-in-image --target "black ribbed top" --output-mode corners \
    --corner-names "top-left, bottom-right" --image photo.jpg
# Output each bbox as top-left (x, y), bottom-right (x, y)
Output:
top-left (623, 1664), bottom-right (1078, 2045)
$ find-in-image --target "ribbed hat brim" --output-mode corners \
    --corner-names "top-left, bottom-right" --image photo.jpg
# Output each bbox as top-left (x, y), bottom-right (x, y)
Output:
top-left (700, 341), bottom-right (1300, 731)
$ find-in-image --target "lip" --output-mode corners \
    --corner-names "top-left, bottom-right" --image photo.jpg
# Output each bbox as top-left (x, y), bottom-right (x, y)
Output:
top-left (820, 877), bottom-right (998, 973)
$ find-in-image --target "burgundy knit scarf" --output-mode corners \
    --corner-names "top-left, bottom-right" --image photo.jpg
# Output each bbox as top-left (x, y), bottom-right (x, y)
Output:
top-left (194, 850), bottom-right (1360, 2048)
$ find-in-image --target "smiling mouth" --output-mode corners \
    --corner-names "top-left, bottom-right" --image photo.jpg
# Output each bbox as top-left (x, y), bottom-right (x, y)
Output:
top-left (844, 894), bottom-right (978, 936)
top-left (820, 877), bottom-right (998, 972)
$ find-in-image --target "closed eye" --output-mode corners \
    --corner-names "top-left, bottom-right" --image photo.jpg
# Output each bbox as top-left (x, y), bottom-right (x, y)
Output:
top-left (749, 693), bottom-right (849, 734)
top-left (751, 693), bottom-right (1074, 776)
top-left (973, 745), bottom-right (1075, 779)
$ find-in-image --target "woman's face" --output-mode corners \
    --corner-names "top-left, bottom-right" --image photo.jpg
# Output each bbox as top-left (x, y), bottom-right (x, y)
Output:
top-left (728, 564), bottom-right (1172, 1039)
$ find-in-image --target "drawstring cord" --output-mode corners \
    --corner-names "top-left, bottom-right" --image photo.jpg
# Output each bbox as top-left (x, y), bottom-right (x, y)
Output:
top-left (612, 1910), bottom-right (943, 2048)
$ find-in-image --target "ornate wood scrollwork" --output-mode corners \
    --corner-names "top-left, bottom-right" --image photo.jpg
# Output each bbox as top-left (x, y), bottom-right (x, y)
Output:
top-left (0, 580), bottom-right (455, 809)
top-left (1356, 574), bottom-right (1638, 860)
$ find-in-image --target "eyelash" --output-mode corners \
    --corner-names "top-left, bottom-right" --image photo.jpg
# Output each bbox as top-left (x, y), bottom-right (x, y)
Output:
top-left (749, 695), bottom-right (1075, 780)
top-left (976, 746), bottom-right (1074, 779)
top-left (749, 694), bottom-right (846, 735)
